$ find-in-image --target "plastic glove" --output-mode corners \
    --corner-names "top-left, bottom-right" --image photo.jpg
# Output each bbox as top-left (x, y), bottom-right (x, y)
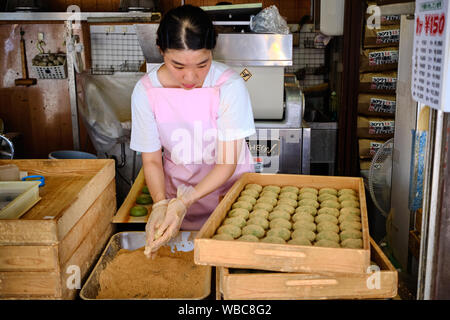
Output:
top-left (149, 185), bottom-right (197, 254)
top-left (144, 199), bottom-right (169, 258)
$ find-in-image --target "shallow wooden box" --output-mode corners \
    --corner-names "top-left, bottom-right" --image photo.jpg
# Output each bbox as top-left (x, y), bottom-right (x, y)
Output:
top-left (113, 168), bottom-right (151, 223)
top-left (80, 231), bottom-right (211, 300)
top-left (0, 159), bottom-right (116, 299)
top-left (195, 173), bottom-right (370, 274)
top-left (216, 238), bottom-right (397, 300)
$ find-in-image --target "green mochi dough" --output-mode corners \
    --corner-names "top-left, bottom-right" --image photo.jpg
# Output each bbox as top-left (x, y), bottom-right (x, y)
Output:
top-left (130, 206), bottom-right (148, 217)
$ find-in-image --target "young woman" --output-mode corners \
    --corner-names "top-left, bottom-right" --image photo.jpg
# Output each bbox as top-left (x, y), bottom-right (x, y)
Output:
top-left (130, 5), bottom-right (255, 258)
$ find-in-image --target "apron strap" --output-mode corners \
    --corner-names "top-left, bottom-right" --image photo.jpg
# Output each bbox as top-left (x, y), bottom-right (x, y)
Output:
top-left (140, 74), bottom-right (153, 90)
top-left (140, 74), bottom-right (156, 113)
top-left (214, 69), bottom-right (236, 88)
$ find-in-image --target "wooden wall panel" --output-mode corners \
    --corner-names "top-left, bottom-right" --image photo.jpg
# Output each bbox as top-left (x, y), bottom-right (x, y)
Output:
top-left (46, 0), bottom-right (310, 23)
top-left (337, 0), bottom-right (362, 177)
top-left (159, 0), bottom-right (183, 14)
top-left (47, 0), bottom-right (121, 12)
top-left (0, 23), bottom-right (94, 158)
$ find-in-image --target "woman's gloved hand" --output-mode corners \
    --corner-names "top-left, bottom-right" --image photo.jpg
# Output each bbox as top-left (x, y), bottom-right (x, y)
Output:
top-left (144, 199), bottom-right (169, 259)
top-left (148, 185), bottom-right (197, 254)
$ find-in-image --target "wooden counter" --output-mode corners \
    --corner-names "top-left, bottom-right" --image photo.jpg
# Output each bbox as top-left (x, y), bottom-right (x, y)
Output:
top-left (0, 159), bottom-right (116, 299)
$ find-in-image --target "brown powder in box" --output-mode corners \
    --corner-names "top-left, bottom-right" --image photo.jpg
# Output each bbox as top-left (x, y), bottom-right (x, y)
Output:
top-left (96, 246), bottom-right (209, 299)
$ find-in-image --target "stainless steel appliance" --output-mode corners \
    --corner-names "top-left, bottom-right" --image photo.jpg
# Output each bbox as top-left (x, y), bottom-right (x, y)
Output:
top-left (213, 33), bottom-right (309, 174)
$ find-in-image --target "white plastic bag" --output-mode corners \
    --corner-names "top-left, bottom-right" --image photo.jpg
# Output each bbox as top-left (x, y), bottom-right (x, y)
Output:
top-left (250, 5), bottom-right (289, 34)
top-left (78, 72), bottom-right (143, 152)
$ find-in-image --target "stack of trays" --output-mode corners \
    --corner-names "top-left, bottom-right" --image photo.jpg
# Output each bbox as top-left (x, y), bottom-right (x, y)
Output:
top-left (194, 173), bottom-right (397, 299)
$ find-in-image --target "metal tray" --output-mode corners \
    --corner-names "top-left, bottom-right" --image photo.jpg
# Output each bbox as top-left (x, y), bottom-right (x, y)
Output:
top-left (80, 231), bottom-right (211, 300)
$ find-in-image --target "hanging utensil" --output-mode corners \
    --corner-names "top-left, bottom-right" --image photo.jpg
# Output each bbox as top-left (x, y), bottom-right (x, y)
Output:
top-left (15, 28), bottom-right (37, 87)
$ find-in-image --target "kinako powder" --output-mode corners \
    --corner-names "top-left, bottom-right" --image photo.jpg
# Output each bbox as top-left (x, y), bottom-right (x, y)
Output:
top-left (96, 246), bottom-right (209, 299)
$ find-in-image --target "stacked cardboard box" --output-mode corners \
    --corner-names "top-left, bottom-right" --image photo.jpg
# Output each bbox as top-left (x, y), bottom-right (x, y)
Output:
top-left (358, 1), bottom-right (400, 172)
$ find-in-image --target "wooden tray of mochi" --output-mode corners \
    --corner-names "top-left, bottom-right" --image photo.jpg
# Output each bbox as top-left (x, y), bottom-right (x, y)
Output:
top-left (216, 238), bottom-right (397, 300)
top-left (194, 173), bottom-right (370, 274)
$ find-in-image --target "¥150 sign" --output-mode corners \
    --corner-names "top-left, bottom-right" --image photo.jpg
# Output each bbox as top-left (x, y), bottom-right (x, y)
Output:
top-left (412, 0), bottom-right (450, 112)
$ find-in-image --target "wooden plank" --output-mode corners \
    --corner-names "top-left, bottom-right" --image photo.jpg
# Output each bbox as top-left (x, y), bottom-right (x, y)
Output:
top-left (415, 209), bottom-right (422, 234)
top-left (195, 173), bottom-right (370, 274)
top-left (222, 270), bottom-right (397, 300)
top-left (81, 0), bottom-right (98, 12)
top-left (0, 220), bottom-right (57, 245)
top-left (408, 230), bottom-right (421, 260)
top-left (0, 272), bottom-right (61, 297)
top-left (0, 245), bottom-right (58, 272)
top-left (337, 0), bottom-right (363, 176)
top-left (59, 180), bottom-right (116, 266)
top-left (379, 2), bottom-right (415, 15)
top-left (216, 267), bottom-right (222, 300)
top-left (369, 237), bottom-right (396, 272)
top-left (60, 223), bottom-right (114, 299)
top-left (220, 238), bottom-right (397, 300)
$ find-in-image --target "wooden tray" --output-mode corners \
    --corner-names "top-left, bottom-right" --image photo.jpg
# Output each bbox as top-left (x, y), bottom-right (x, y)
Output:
top-left (80, 231), bottom-right (211, 300)
top-left (195, 173), bottom-right (370, 274)
top-left (216, 238), bottom-right (397, 300)
top-left (113, 168), bottom-right (151, 223)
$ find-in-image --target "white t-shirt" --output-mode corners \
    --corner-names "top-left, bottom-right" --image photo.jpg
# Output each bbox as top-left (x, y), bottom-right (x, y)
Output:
top-left (130, 61), bottom-right (256, 153)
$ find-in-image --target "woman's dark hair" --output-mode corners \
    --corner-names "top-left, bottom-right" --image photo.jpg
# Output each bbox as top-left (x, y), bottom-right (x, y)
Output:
top-left (156, 5), bottom-right (217, 52)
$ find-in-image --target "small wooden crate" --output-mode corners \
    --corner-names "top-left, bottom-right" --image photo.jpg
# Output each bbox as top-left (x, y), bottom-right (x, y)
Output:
top-left (0, 159), bottom-right (116, 299)
top-left (195, 173), bottom-right (370, 274)
top-left (217, 238), bottom-right (397, 300)
top-left (0, 181), bottom-right (41, 219)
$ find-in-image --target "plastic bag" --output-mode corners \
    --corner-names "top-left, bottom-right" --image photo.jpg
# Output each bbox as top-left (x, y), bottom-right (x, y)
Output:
top-left (250, 5), bottom-right (289, 34)
top-left (77, 72), bottom-right (143, 153)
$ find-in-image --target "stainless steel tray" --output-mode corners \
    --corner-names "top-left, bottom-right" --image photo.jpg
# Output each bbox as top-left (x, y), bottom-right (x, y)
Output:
top-left (80, 231), bottom-right (211, 300)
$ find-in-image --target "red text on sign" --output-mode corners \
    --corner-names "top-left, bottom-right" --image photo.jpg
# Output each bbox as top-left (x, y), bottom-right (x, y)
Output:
top-left (416, 13), bottom-right (445, 36)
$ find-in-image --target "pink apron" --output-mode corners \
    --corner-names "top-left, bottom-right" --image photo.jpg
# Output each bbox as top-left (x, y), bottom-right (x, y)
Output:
top-left (140, 68), bottom-right (254, 230)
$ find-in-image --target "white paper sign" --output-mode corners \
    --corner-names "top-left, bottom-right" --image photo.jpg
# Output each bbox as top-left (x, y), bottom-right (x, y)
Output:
top-left (412, 0), bottom-right (450, 111)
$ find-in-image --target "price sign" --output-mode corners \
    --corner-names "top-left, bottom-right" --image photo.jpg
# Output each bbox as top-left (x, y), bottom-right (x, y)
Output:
top-left (412, 0), bottom-right (450, 111)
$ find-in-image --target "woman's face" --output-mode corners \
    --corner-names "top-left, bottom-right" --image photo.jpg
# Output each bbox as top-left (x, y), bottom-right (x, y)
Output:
top-left (162, 48), bottom-right (212, 90)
